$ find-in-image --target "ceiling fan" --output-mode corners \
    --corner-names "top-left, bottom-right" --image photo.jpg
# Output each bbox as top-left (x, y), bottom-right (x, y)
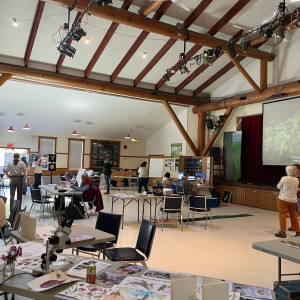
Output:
top-left (149, 0), bottom-right (190, 11)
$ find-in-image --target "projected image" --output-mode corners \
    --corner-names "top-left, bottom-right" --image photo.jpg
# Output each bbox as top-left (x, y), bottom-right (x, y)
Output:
top-left (263, 97), bottom-right (300, 165)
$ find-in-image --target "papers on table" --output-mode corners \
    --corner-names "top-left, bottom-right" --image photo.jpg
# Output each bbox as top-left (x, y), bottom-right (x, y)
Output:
top-left (112, 263), bottom-right (144, 276)
top-left (232, 283), bottom-right (272, 299)
top-left (96, 272), bottom-right (126, 286)
top-left (27, 270), bottom-right (79, 291)
top-left (66, 259), bottom-right (110, 278)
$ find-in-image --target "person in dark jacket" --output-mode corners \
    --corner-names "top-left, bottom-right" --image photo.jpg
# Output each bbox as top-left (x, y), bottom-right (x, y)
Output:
top-left (104, 158), bottom-right (112, 194)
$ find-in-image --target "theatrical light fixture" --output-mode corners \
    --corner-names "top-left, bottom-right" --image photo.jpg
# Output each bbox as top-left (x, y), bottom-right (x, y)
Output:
top-left (7, 126), bottom-right (15, 133)
top-left (22, 124), bottom-right (30, 130)
top-left (12, 18), bottom-right (18, 27)
top-left (228, 42), bottom-right (237, 58)
top-left (81, 132), bottom-right (87, 139)
top-left (71, 27), bottom-right (86, 42)
top-left (275, 23), bottom-right (286, 38)
top-left (57, 41), bottom-right (76, 58)
top-left (296, 16), bottom-right (300, 28)
top-left (179, 52), bottom-right (185, 60)
top-left (84, 36), bottom-right (90, 44)
top-left (71, 130), bottom-right (78, 136)
top-left (202, 56), bottom-right (212, 66)
top-left (125, 133), bottom-right (131, 139)
top-left (241, 37), bottom-right (251, 53)
top-left (142, 52), bottom-right (148, 59)
top-left (95, 0), bottom-right (112, 6)
top-left (261, 26), bottom-right (273, 40)
top-left (179, 64), bottom-right (190, 74)
top-left (162, 74), bottom-right (170, 82)
top-left (204, 47), bottom-right (221, 58)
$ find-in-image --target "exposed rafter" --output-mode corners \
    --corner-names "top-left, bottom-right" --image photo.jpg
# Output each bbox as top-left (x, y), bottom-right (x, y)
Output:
top-left (56, 11), bottom-right (81, 73)
top-left (156, 0), bottom-right (252, 91)
top-left (134, 0), bottom-right (214, 87)
top-left (139, 1), bottom-right (162, 17)
top-left (193, 80), bottom-right (300, 113)
top-left (0, 74), bottom-right (12, 87)
top-left (41, 0), bottom-right (275, 61)
top-left (85, 0), bottom-right (133, 78)
top-left (24, 1), bottom-right (45, 67)
top-left (110, 1), bottom-right (172, 83)
top-left (0, 63), bottom-right (209, 106)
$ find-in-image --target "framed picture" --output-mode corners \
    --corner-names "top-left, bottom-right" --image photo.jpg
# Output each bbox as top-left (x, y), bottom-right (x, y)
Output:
top-left (222, 191), bottom-right (232, 203)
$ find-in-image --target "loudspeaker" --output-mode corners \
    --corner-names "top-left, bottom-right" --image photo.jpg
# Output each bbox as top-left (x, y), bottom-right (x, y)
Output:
top-left (48, 154), bottom-right (56, 163)
top-left (205, 119), bottom-right (214, 130)
top-left (210, 147), bottom-right (220, 159)
top-left (48, 162), bottom-right (56, 171)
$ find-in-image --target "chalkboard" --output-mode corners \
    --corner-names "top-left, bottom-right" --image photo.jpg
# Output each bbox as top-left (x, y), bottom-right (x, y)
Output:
top-left (149, 158), bottom-right (164, 178)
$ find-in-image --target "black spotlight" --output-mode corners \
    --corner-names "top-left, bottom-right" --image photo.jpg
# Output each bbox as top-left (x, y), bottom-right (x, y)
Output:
top-left (57, 41), bottom-right (76, 58)
top-left (219, 115), bottom-right (225, 122)
top-left (179, 52), bottom-right (185, 60)
top-left (276, 24), bottom-right (286, 39)
top-left (205, 119), bottom-right (214, 130)
top-left (228, 42), bottom-right (237, 58)
top-left (95, 0), bottom-right (112, 6)
top-left (213, 47), bottom-right (221, 57)
top-left (204, 49), bottom-right (214, 57)
top-left (241, 37), bottom-right (250, 53)
top-left (71, 27), bottom-right (86, 42)
top-left (162, 74), bottom-right (170, 82)
top-left (262, 27), bottom-right (273, 39)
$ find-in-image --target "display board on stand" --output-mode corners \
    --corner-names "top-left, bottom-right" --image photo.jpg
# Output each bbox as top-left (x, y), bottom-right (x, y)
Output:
top-left (149, 159), bottom-right (164, 178)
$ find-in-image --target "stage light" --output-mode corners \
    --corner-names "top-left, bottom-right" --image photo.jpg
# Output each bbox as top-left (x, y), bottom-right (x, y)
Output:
top-left (261, 27), bottom-right (273, 40)
top-left (202, 56), bottom-right (212, 66)
top-left (71, 27), bottom-right (86, 42)
top-left (241, 37), bottom-right (250, 53)
top-left (95, 0), bottom-right (112, 7)
top-left (57, 41), bottom-right (76, 57)
top-left (162, 74), bottom-right (170, 82)
top-left (228, 42), bottom-right (237, 58)
top-left (195, 56), bottom-right (201, 65)
top-left (12, 18), bottom-right (18, 27)
top-left (179, 52), bottom-right (185, 60)
top-left (179, 65), bottom-right (190, 74)
top-left (296, 16), bottom-right (300, 28)
top-left (276, 23), bottom-right (286, 38)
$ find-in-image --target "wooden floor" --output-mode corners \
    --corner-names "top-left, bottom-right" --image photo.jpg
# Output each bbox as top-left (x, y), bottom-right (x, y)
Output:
top-left (2, 186), bottom-right (300, 294)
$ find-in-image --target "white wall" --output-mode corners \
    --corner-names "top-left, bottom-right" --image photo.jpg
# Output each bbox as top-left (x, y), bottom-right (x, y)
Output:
top-left (146, 108), bottom-right (187, 156)
top-left (0, 130), bottom-right (146, 170)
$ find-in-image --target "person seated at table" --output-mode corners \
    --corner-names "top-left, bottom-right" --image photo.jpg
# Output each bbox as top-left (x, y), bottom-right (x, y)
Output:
top-left (64, 172), bottom-right (78, 187)
top-left (180, 172), bottom-right (194, 195)
top-left (0, 197), bottom-right (6, 236)
top-left (71, 172), bottom-right (93, 207)
top-left (162, 172), bottom-right (172, 188)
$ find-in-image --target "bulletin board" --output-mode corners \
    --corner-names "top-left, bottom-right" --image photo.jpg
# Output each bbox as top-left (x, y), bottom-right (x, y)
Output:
top-left (149, 158), bottom-right (164, 178)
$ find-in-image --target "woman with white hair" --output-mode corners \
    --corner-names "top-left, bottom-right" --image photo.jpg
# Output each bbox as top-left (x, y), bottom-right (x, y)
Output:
top-left (275, 165), bottom-right (300, 238)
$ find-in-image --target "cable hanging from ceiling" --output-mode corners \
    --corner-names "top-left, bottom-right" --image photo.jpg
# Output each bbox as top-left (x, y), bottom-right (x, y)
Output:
top-left (162, 0), bottom-right (300, 82)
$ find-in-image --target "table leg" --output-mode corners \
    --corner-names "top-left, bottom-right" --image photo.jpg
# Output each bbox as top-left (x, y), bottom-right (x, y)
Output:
top-left (138, 199), bottom-right (140, 222)
top-left (102, 243), bottom-right (106, 260)
top-left (274, 257), bottom-right (281, 291)
top-left (111, 197), bottom-right (114, 213)
top-left (122, 199), bottom-right (125, 229)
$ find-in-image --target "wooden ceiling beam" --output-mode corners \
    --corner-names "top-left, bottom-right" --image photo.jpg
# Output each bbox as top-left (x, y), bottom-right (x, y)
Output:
top-left (139, 1), bottom-right (162, 17)
top-left (24, 1), bottom-right (45, 67)
top-left (157, 0), bottom-right (252, 90)
top-left (193, 79), bottom-right (300, 113)
top-left (0, 63), bottom-right (208, 106)
top-left (260, 59), bottom-right (267, 90)
top-left (134, 0), bottom-right (214, 87)
top-left (41, 0), bottom-right (274, 61)
top-left (162, 100), bottom-right (199, 156)
top-left (84, 0), bottom-right (133, 78)
top-left (110, 1), bottom-right (171, 83)
top-left (201, 107), bottom-right (233, 156)
top-left (56, 11), bottom-right (81, 73)
top-left (225, 50), bottom-right (262, 94)
top-left (175, 29), bottom-right (244, 94)
top-left (0, 74), bottom-right (12, 87)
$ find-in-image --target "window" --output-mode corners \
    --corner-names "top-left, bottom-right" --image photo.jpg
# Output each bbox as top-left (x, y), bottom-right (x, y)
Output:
top-left (68, 139), bottom-right (84, 171)
top-left (38, 137), bottom-right (56, 155)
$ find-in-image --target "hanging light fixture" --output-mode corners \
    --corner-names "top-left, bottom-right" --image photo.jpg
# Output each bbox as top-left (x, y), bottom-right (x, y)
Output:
top-left (131, 137), bottom-right (138, 142)
top-left (71, 130), bottom-right (78, 136)
top-left (7, 126), bottom-right (15, 133)
top-left (125, 133), bottom-right (131, 139)
top-left (22, 123), bottom-right (30, 130)
top-left (81, 132), bottom-right (87, 139)
top-left (12, 18), bottom-right (18, 27)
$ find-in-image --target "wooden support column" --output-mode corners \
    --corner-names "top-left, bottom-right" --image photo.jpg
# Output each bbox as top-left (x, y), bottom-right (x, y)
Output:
top-left (260, 59), bottom-right (268, 90)
top-left (162, 100), bottom-right (199, 156)
top-left (197, 112), bottom-right (205, 155)
top-left (139, 1), bottom-right (162, 16)
top-left (201, 107), bottom-right (233, 156)
top-left (225, 50), bottom-right (262, 94)
top-left (0, 74), bottom-right (12, 87)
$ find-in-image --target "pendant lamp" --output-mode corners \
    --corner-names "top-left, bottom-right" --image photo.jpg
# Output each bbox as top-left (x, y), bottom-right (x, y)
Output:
top-left (71, 130), bottom-right (78, 136)
top-left (23, 123), bottom-right (30, 130)
top-left (7, 126), bottom-right (15, 132)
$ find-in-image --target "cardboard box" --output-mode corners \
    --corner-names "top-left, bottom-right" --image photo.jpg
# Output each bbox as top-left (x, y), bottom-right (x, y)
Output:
top-left (274, 280), bottom-right (300, 299)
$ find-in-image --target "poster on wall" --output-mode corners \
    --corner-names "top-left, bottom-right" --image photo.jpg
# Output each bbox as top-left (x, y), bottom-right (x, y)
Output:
top-left (171, 143), bottom-right (182, 158)
top-left (223, 131), bottom-right (242, 181)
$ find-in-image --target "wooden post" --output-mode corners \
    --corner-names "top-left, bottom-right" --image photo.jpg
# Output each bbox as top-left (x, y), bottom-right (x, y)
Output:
top-left (260, 59), bottom-right (268, 91)
top-left (197, 112), bottom-right (205, 154)
top-left (201, 108), bottom-right (233, 156)
top-left (162, 100), bottom-right (199, 156)
top-left (139, 1), bottom-right (162, 16)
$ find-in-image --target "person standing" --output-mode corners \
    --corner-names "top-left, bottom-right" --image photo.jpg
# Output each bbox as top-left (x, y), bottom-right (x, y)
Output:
top-left (0, 197), bottom-right (6, 236)
top-left (5, 153), bottom-right (27, 210)
top-left (103, 159), bottom-right (112, 194)
top-left (34, 156), bottom-right (43, 188)
top-left (21, 157), bottom-right (29, 194)
top-left (138, 161), bottom-right (149, 194)
top-left (294, 164), bottom-right (300, 211)
top-left (275, 165), bottom-right (300, 238)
